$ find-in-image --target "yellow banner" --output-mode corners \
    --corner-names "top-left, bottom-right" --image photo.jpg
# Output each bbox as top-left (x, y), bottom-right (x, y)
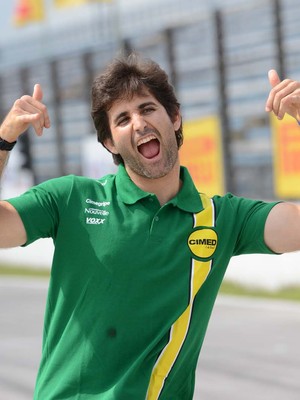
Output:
top-left (180, 116), bottom-right (224, 196)
top-left (54, 0), bottom-right (112, 7)
top-left (271, 113), bottom-right (300, 198)
top-left (13, 0), bottom-right (45, 26)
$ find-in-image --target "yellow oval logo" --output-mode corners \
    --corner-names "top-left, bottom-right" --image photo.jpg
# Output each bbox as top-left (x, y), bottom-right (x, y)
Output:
top-left (188, 228), bottom-right (218, 259)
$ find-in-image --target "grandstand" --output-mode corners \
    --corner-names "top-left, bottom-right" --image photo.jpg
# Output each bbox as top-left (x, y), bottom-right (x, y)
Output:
top-left (0, 0), bottom-right (300, 199)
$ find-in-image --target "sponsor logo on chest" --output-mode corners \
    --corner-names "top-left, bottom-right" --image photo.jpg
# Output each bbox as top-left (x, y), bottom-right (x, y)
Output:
top-left (84, 198), bottom-right (110, 225)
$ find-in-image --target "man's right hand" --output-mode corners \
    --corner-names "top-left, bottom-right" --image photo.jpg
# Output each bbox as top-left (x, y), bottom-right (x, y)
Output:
top-left (0, 84), bottom-right (51, 143)
top-left (0, 84), bottom-right (50, 248)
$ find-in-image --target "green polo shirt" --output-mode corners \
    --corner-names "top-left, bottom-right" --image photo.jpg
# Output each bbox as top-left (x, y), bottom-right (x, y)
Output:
top-left (7, 165), bottom-right (278, 400)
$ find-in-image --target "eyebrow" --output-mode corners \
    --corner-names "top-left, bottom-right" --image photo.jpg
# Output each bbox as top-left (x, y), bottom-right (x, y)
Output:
top-left (113, 101), bottom-right (157, 125)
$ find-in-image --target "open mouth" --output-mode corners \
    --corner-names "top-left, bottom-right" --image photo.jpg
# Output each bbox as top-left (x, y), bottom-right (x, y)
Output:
top-left (137, 135), bottom-right (160, 160)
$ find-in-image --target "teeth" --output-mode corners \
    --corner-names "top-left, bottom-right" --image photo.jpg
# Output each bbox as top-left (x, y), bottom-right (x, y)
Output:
top-left (137, 134), bottom-right (156, 147)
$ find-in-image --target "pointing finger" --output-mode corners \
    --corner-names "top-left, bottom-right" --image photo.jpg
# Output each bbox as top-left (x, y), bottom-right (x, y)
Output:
top-left (265, 69), bottom-right (282, 113)
top-left (268, 69), bottom-right (281, 88)
top-left (31, 84), bottom-right (50, 129)
top-left (32, 84), bottom-right (43, 102)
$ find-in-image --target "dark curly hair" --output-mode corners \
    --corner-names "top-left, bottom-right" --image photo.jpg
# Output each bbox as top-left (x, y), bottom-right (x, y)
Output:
top-left (91, 53), bottom-right (183, 165)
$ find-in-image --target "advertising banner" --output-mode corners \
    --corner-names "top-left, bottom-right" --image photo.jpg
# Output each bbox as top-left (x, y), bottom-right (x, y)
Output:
top-left (271, 114), bottom-right (300, 198)
top-left (180, 116), bottom-right (224, 196)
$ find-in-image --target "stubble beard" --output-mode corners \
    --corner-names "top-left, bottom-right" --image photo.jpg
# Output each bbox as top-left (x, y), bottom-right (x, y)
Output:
top-left (125, 141), bottom-right (179, 180)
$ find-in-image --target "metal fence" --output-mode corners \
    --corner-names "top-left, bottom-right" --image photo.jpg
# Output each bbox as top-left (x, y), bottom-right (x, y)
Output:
top-left (0, 0), bottom-right (299, 199)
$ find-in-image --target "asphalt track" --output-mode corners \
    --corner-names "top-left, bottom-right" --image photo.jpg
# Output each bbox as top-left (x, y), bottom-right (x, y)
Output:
top-left (0, 277), bottom-right (299, 399)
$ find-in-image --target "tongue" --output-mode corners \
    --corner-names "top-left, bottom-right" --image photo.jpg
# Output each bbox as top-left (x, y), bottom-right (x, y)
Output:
top-left (139, 139), bottom-right (160, 159)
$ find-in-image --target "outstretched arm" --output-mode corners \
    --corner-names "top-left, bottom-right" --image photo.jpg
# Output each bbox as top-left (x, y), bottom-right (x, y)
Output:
top-left (0, 84), bottom-right (50, 248)
top-left (264, 70), bottom-right (300, 253)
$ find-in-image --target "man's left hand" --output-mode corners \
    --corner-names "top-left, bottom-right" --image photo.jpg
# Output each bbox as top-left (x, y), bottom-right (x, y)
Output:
top-left (265, 69), bottom-right (300, 122)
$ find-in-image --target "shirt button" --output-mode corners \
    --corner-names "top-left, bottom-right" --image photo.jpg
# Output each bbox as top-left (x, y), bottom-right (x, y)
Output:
top-left (149, 198), bottom-right (153, 202)
top-left (154, 216), bottom-right (159, 222)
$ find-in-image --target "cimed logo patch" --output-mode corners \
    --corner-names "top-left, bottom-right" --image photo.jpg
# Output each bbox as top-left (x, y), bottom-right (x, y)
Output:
top-left (188, 228), bottom-right (218, 259)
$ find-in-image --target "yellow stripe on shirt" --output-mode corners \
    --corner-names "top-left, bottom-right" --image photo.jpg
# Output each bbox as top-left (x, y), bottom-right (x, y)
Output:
top-left (146, 194), bottom-right (214, 399)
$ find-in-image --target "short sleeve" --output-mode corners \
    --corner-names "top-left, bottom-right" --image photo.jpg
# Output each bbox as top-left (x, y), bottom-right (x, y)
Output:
top-left (231, 196), bottom-right (280, 255)
top-left (213, 193), bottom-right (281, 256)
top-left (6, 176), bottom-right (74, 246)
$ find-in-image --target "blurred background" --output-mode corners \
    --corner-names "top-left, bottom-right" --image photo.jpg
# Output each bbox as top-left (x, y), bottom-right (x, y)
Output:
top-left (1, 0), bottom-right (300, 290)
top-left (1, 2), bottom-right (300, 399)
top-left (1, 0), bottom-right (300, 200)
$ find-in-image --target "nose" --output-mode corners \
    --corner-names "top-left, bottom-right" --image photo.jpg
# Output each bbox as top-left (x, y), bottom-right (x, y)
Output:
top-left (132, 113), bottom-right (147, 133)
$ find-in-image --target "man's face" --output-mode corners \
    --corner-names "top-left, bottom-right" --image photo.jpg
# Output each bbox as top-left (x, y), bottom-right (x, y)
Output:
top-left (105, 90), bottom-right (181, 180)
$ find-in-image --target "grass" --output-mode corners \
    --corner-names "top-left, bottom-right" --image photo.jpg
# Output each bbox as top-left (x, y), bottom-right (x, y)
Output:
top-left (220, 280), bottom-right (300, 302)
top-left (1, 264), bottom-right (300, 302)
top-left (0, 264), bottom-right (50, 278)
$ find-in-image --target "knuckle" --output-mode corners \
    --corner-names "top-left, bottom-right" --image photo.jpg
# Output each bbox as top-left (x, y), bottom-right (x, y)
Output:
top-left (40, 104), bottom-right (47, 113)
top-left (20, 95), bottom-right (30, 102)
top-left (273, 91), bottom-right (280, 102)
top-left (287, 80), bottom-right (297, 89)
top-left (283, 78), bottom-right (292, 84)
top-left (14, 98), bottom-right (22, 107)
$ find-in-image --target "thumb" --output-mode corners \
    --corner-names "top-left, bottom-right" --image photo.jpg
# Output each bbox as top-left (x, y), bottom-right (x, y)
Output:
top-left (32, 83), bottom-right (43, 102)
top-left (268, 69), bottom-right (281, 88)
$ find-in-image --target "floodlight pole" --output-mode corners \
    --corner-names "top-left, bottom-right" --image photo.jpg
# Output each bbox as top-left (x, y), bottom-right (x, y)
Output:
top-left (274, 0), bottom-right (285, 79)
top-left (215, 9), bottom-right (233, 194)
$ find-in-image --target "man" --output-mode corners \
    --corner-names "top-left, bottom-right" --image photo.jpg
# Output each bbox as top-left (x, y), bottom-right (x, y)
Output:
top-left (0, 54), bottom-right (299, 399)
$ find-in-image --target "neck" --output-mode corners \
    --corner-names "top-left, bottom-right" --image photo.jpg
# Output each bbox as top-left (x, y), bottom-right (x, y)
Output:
top-left (125, 162), bottom-right (182, 206)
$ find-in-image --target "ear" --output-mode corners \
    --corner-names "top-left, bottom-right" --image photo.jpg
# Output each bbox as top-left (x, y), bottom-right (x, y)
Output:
top-left (173, 110), bottom-right (182, 131)
top-left (103, 138), bottom-right (118, 155)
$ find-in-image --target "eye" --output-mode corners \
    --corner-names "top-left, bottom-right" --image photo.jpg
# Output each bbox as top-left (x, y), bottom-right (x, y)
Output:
top-left (142, 107), bottom-right (155, 115)
top-left (117, 116), bottom-right (130, 126)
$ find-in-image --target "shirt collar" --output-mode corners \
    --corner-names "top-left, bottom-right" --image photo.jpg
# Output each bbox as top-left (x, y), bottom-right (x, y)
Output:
top-left (115, 164), bottom-right (203, 213)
